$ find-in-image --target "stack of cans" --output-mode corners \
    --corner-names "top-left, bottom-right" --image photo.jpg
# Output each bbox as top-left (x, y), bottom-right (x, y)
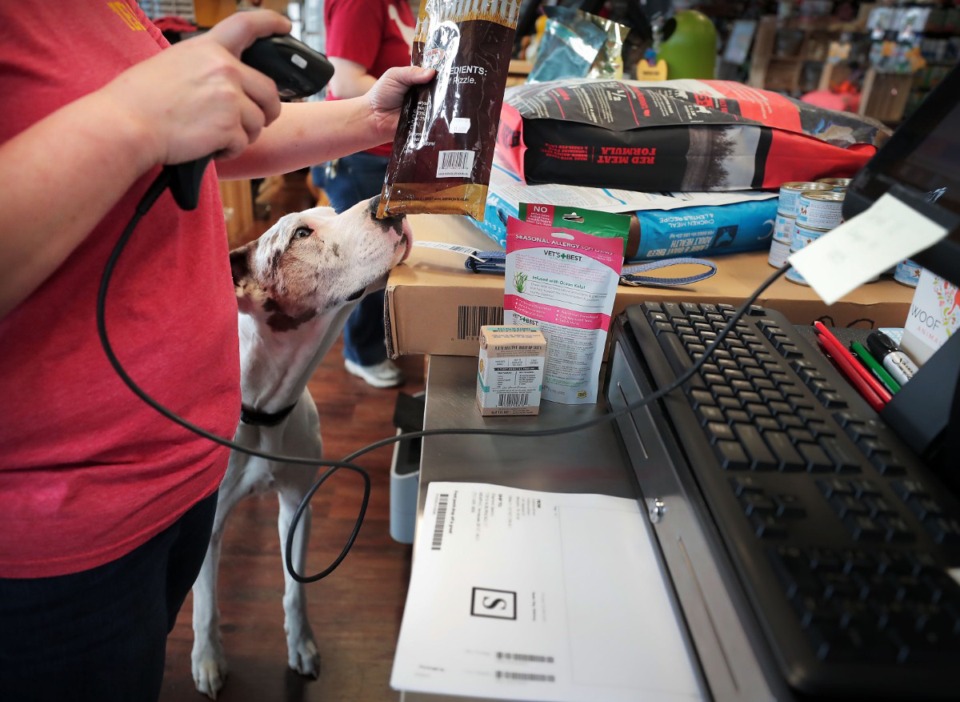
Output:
top-left (768, 181), bottom-right (833, 270)
top-left (784, 188), bottom-right (848, 285)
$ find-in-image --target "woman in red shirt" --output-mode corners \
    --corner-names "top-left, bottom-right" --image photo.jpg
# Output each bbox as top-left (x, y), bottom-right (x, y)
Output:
top-left (0, 4), bottom-right (432, 701)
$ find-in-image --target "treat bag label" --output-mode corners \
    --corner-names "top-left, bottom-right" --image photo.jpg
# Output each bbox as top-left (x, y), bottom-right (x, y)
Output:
top-left (504, 217), bottom-right (623, 404)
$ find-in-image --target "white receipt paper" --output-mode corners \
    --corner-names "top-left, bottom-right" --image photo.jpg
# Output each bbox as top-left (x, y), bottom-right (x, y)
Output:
top-left (788, 192), bottom-right (948, 305)
top-left (390, 482), bottom-right (704, 702)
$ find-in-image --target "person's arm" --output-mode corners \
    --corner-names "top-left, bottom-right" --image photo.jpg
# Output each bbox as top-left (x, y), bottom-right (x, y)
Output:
top-left (215, 64), bottom-right (433, 180)
top-left (0, 10), bottom-right (289, 319)
top-left (328, 57), bottom-right (378, 98)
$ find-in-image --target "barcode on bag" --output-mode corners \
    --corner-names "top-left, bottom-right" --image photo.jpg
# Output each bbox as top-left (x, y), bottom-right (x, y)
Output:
top-left (496, 652), bottom-right (555, 663)
top-left (437, 150), bottom-right (475, 178)
top-left (432, 493), bottom-right (449, 550)
top-left (497, 393), bottom-right (530, 408)
top-left (457, 305), bottom-right (504, 340)
top-left (495, 671), bottom-right (556, 682)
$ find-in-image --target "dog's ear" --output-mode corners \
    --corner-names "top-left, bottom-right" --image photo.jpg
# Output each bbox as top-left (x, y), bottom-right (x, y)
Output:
top-left (229, 244), bottom-right (257, 314)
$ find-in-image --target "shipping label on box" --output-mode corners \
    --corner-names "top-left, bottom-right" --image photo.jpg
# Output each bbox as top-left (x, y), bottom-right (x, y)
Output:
top-left (901, 267), bottom-right (960, 365)
top-left (476, 326), bottom-right (547, 416)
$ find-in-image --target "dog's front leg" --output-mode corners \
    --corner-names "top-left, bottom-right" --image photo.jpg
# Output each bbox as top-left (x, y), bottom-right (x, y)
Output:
top-left (191, 459), bottom-right (248, 700)
top-left (278, 474), bottom-right (321, 679)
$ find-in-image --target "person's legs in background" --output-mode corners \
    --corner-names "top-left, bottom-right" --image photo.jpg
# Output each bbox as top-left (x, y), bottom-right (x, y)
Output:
top-left (320, 152), bottom-right (404, 389)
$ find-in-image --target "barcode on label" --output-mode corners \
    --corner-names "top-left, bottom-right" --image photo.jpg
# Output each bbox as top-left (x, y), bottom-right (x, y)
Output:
top-left (496, 652), bottom-right (555, 663)
top-left (437, 150), bottom-right (475, 178)
top-left (495, 671), bottom-right (556, 682)
top-left (432, 493), bottom-right (449, 550)
top-left (498, 393), bottom-right (530, 408)
top-left (457, 305), bottom-right (504, 340)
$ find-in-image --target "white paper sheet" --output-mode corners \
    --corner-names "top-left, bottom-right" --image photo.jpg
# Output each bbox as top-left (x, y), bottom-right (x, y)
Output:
top-left (391, 482), bottom-right (705, 702)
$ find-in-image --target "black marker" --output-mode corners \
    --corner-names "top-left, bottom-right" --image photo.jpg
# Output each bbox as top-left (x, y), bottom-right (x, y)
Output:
top-left (866, 331), bottom-right (919, 386)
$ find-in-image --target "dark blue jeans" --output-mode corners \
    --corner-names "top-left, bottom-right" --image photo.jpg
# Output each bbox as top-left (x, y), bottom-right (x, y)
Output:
top-left (0, 490), bottom-right (218, 702)
top-left (316, 152), bottom-right (391, 367)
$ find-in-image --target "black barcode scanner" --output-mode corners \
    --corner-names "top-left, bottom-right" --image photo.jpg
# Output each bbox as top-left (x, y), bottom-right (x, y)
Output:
top-left (165, 34), bottom-right (335, 211)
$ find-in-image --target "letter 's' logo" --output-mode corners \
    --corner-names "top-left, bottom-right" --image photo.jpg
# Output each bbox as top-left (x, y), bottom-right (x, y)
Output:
top-left (471, 587), bottom-right (517, 620)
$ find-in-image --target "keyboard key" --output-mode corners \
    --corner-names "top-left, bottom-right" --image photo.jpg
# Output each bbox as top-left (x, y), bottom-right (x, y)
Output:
top-left (734, 424), bottom-right (777, 470)
top-left (765, 431), bottom-right (805, 471)
top-left (750, 512), bottom-right (787, 538)
top-left (820, 437), bottom-right (862, 474)
top-left (714, 440), bottom-right (749, 470)
top-left (706, 422), bottom-right (735, 443)
top-left (697, 405), bottom-right (725, 425)
top-left (799, 442), bottom-right (833, 472)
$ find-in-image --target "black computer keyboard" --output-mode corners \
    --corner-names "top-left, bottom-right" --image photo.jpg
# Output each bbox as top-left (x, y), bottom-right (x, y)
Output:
top-left (614, 301), bottom-right (960, 699)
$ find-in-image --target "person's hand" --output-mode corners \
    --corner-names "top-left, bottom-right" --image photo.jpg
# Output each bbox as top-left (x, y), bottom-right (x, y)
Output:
top-left (98, 10), bottom-right (292, 169)
top-left (363, 66), bottom-right (436, 144)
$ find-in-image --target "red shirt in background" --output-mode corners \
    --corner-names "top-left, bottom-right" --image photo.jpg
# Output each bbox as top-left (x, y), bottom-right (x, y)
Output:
top-left (324, 0), bottom-right (415, 158)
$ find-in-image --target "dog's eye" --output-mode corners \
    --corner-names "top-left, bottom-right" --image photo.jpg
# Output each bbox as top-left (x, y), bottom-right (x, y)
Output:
top-left (293, 226), bottom-right (312, 240)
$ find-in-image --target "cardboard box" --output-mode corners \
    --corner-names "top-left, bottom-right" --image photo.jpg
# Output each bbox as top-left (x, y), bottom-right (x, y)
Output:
top-left (387, 214), bottom-right (915, 358)
top-left (476, 326), bottom-right (547, 416)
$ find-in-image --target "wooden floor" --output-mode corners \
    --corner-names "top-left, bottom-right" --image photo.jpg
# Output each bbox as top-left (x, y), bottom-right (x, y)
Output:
top-left (159, 173), bottom-right (424, 702)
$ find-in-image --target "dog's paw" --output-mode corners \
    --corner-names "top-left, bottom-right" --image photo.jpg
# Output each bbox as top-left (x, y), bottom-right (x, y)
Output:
top-left (288, 636), bottom-right (321, 679)
top-left (192, 652), bottom-right (228, 700)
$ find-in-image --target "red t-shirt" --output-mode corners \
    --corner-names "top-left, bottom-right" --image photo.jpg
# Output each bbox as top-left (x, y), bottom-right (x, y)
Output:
top-left (0, 2), bottom-right (239, 578)
top-left (324, 0), bottom-right (415, 157)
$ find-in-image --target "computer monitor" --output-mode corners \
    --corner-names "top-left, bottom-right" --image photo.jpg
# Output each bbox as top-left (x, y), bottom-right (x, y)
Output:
top-left (842, 62), bottom-right (960, 486)
top-left (843, 63), bottom-right (960, 283)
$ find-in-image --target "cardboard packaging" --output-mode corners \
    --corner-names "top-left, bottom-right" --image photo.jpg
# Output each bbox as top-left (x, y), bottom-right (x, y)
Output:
top-left (387, 214), bottom-right (915, 358)
top-left (476, 326), bottom-right (547, 416)
top-left (900, 267), bottom-right (960, 366)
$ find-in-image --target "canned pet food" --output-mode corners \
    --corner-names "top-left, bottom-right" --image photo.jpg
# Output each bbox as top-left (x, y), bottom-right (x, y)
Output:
top-left (894, 259), bottom-right (922, 287)
top-left (768, 212), bottom-right (796, 268)
top-left (778, 181), bottom-right (833, 217)
top-left (817, 177), bottom-right (852, 191)
top-left (785, 222), bottom-right (830, 285)
top-left (768, 238), bottom-right (791, 268)
top-left (773, 213), bottom-right (795, 244)
top-left (797, 190), bottom-right (846, 230)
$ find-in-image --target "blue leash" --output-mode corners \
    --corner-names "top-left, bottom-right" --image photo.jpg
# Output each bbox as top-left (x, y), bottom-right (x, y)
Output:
top-left (464, 250), bottom-right (718, 287)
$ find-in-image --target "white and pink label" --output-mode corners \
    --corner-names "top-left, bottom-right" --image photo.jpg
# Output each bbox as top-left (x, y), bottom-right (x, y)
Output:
top-left (504, 218), bottom-right (623, 405)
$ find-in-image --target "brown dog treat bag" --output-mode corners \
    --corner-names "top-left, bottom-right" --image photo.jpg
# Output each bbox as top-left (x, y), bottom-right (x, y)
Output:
top-left (377, 0), bottom-right (521, 221)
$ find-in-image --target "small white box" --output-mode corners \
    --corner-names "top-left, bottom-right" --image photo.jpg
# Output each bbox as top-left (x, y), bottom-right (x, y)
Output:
top-left (476, 326), bottom-right (547, 416)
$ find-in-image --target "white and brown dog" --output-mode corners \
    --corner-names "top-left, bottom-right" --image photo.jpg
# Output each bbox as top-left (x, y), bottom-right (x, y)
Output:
top-left (190, 195), bottom-right (411, 699)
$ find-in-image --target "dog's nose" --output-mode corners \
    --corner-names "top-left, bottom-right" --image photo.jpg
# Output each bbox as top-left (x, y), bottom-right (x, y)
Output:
top-left (368, 195), bottom-right (405, 233)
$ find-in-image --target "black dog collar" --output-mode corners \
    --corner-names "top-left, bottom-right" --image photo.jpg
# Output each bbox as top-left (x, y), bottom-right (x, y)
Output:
top-left (240, 401), bottom-right (298, 427)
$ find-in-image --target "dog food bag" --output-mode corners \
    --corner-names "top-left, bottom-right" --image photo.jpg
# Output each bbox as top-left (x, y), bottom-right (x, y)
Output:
top-left (476, 325), bottom-right (547, 416)
top-left (473, 162), bottom-right (778, 260)
top-left (496, 78), bottom-right (890, 192)
top-left (377, 0), bottom-right (521, 221)
top-left (504, 217), bottom-right (623, 405)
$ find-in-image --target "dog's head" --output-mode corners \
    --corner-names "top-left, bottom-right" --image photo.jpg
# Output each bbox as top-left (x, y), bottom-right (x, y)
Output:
top-left (229, 196), bottom-right (411, 331)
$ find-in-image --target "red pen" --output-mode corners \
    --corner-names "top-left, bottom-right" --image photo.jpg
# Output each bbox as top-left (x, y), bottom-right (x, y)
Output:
top-left (813, 321), bottom-right (890, 411)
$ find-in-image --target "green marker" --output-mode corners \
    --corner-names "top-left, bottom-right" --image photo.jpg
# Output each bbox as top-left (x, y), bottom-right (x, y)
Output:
top-left (850, 340), bottom-right (901, 394)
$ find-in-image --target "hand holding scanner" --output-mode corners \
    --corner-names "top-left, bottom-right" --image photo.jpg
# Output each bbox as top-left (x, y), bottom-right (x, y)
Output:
top-left (166, 34), bottom-right (335, 211)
